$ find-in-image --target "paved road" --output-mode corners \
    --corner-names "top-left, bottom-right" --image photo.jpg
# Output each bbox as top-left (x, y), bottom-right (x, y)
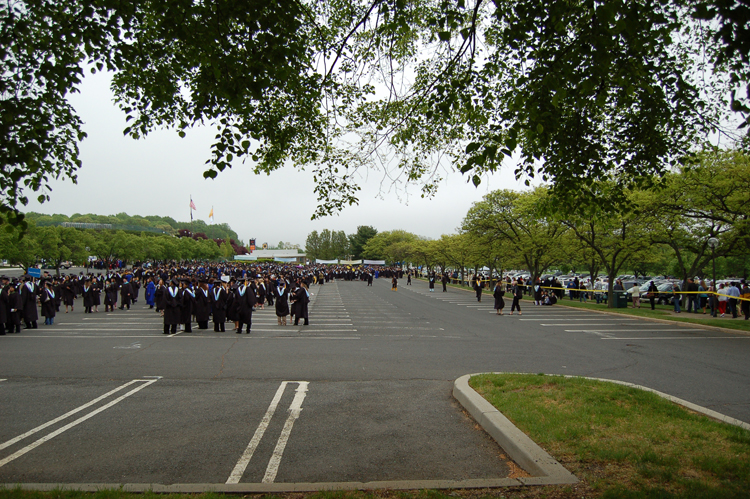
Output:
top-left (1, 278), bottom-right (749, 485)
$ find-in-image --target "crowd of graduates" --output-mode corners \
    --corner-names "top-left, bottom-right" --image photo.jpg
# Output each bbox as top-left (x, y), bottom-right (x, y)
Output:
top-left (0, 262), bottom-right (406, 336)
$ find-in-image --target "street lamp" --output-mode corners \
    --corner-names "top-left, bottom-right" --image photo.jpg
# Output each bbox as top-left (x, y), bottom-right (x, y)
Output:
top-left (708, 237), bottom-right (719, 317)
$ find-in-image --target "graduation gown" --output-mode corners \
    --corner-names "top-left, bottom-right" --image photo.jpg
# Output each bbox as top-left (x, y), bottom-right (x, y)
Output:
top-left (40, 288), bottom-right (57, 318)
top-left (493, 286), bottom-right (505, 310)
top-left (274, 285), bottom-right (290, 317)
top-left (291, 287), bottom-right (309, 321)
top-left (235, 285), bottom-right (256, 324)
top-left (91, 281), bottom-right (101, 306)
top-left (20, 282), bottom-right (39, 322)
top-left (194, 288), bottom-right (211, 323)
top-left (162, 286), bottom-right (181, 325)
top-left (180, 288), bottom-right (194, 324)
top-left (210, 287), bottom-right (228, 323)
top-left (145, 282), bottom-right (156, 306)
top-left (120, 282), bottom-right (133, 307)
top-left (7, 291), bottom-right (22, 326)
top-left (82, 286), bottom-right (95, 309)
top-left (105, 282), bottom-right (119, 306)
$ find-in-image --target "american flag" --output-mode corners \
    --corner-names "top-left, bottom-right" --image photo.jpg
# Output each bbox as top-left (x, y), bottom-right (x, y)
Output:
top-left (190, 198), bottom-right (196, 210)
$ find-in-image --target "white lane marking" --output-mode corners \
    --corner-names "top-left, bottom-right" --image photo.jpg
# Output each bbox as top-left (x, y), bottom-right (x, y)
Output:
top-left (113, 342), bottom-right (141, 349)
top-left (0, 379), bottom-right (6, 383)
top-left (0, 380), bottom-right (142, 451)
top-left (67, 322), bottom-right (162, 325)
top-left (226, 382), bottom-right (289, 484)
top-left (565, 328), bottom-right (708, 332)
top-left (0, 378), bottom-right (158, 467)
top-left (601, 336), bottom-right (750, 340)
top-left (262, 382), bottom-right (309, 483)
top-left (28, 328), bottom-right (161, 332)
top-left (542, 323), bottom-right (627, 326)
top-left (520, 318), bottom-right (638, 321)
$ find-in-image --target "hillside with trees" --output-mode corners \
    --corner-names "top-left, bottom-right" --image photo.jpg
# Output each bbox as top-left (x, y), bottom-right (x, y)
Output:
top-left (25, 212), bottom-right (239, 241)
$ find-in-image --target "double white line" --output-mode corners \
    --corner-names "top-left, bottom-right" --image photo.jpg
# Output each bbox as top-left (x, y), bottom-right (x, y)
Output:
top-left (0, 377), bottom-right (160, 468)
top-left (227, 381), bottom-right (309, 484)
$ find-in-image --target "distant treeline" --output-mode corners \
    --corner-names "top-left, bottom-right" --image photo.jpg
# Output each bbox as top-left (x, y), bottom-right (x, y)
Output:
top-left (26, 212), bottom-right (239, 242)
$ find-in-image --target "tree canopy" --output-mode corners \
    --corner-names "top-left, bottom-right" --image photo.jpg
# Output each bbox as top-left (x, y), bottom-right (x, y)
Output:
top-left (2, 0), bottom-right (749, 223)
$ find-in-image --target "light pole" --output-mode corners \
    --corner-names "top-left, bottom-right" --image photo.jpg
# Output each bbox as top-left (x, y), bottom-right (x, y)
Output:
top-left (708, 237), bottom-right (719, 317)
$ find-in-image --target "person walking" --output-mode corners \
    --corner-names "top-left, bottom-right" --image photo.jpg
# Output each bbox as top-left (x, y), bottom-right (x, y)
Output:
top-left (474, 275), bottom-right (483, 302)
top-left (630, 282), bottom-right (640, 308)
top-left (509, 280), bottom-right (523, 315)
top-left (646, 281), bottom-right (658, 310)
top-left (493, 281), bottom-right (505, 315)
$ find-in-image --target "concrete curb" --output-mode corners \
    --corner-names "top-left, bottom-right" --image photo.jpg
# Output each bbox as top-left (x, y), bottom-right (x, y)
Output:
top-left (1, 478), bottom-right (524, 493)
top-left (452, 374), bottom-right (578, 486)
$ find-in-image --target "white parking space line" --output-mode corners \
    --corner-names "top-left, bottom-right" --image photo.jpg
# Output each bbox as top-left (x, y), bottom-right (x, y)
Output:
top-left (227, 382), bottom-right (288, 484)
top-left (263, 382), bottom-right (309, 483)
top-left (565, 328), bottom-right (708, 333)
top-left (601, 336), bottom-right (750, 341)
top-left (542, 323), bottom-right (629, 326)
top-left (520, 318), bottom-right (638, 321)
top-left (0, 378), bottom-right (159, 468)
top-left (0, 379), bottom-right (143, 452)
top-left (227, 381), bottom-right (309, 484)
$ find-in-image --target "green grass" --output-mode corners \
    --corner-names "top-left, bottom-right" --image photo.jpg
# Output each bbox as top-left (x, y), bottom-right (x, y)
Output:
top-left (470, 373), bottom-right (750, 499)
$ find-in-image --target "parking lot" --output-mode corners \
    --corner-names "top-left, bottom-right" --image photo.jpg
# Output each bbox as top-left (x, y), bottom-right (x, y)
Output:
top-left (1, 278), bottom-right (749, 487)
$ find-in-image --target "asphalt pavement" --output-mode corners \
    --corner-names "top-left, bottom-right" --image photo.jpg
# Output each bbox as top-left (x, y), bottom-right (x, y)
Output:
top-left (1, 276), bottom-right (749, 487)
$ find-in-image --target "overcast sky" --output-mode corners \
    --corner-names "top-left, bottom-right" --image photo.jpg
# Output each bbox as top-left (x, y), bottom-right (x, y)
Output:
top-left (27, 71), bottom-right (532, 247)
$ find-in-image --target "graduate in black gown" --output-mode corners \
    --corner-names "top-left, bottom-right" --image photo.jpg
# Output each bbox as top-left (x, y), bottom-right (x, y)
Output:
top-left (210, 280), bottom-right (228, 332)
top-left (274, 278), bottom-right (290, 325)
top-left (20, 276), bottom-right (39, 329)
top-left (194, 279), bottom-right (211, 330)
top-left (179, 279), bottom-right (194, 332)
top-left (40, 280), bottom-right (57, 325)
top-left (235, 277), bottom-right (256, 334)
top-left (292, 281), bottom-right (310, 326)
top-left (162, 280), bottom-right (181, 334)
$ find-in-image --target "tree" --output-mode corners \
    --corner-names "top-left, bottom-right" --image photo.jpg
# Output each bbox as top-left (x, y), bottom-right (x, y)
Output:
top-left (5, 0), bottom-right (748, 226)
top-left (305, 231), bottom-right (321, 261)
top-left (463, 189), bottom-right (567, 286)
top-left (331, 230), bottom-right (350, 259)
top-left (431, 234), bottom-right (475, 283)
top-left (362, 230), bottom-right (419, 263)
top-left (561, 185), bottom-right (653, 306)
top-left (349, 226), bottom-right (378, 259)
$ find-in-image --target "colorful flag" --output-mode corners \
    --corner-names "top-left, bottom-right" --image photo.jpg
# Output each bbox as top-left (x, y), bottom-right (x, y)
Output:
top-left (190, 198), bottom-right (196, 210)
top-left (209, 207), bottom-right (214, 220)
